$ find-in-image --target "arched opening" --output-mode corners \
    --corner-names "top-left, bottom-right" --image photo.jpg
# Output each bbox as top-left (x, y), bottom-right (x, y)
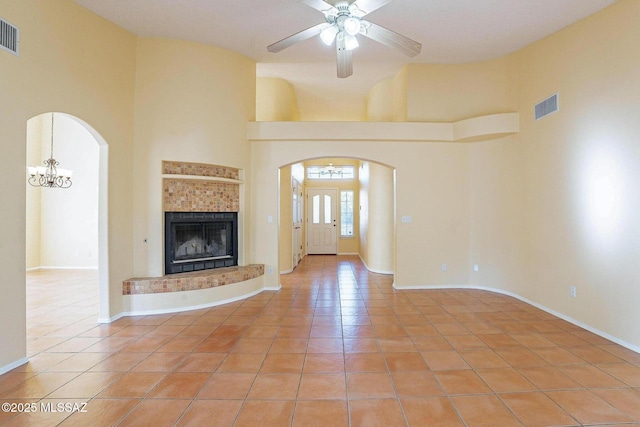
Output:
top-left (278, 156), bottom-right (396, 283)
top-left (25, 112), bottom-right (109, 329)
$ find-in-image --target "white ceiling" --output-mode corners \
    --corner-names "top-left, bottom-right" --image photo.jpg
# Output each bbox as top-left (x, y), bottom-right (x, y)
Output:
top-left (73, 0), bottom-right (617, 119)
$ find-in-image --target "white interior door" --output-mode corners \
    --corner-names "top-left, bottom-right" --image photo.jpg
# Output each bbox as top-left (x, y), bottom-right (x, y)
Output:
top-left (292, 178), bottom-right (303, 266)
top-left (307, 188), bottom-right (337, 254)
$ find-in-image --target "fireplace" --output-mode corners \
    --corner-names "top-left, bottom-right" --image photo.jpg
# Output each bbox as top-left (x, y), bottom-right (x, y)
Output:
top-left (164, 212), bottom-right (238, 275)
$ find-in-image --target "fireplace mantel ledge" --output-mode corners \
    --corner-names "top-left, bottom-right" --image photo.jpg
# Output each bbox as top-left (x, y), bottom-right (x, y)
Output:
top-left (161, 174), bottom-right (242, 184)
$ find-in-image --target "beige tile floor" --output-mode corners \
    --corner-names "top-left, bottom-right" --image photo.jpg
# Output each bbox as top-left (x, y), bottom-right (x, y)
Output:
top-left (1, 255), bottom-right (640, 426)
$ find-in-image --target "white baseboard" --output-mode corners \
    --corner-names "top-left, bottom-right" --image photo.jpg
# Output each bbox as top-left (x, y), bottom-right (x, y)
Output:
top-left (264, 284), bottom-right (282, 291)
top-left (358, 254), bottom-right (394, 275)
top-left (279, 269), bottom-right (294, 275)
top-left (0, 357), bottom-right (29, 375)
top-left (393, 283), bottom-right (640, 354)
top-left (338, 252), bottom-right (359, 256)
top-left (97, 312), bottom-right (125, 324)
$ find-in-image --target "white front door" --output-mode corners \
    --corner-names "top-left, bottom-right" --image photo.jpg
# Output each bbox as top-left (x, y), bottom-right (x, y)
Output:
top-left (307, 188), bottom-right (337, 254)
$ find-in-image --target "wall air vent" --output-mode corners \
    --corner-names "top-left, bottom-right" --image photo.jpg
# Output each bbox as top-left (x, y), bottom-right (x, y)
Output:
top-left (535, 93), bottom-right (558, 120)
top-left (0, 17), bottom-right (19, 56)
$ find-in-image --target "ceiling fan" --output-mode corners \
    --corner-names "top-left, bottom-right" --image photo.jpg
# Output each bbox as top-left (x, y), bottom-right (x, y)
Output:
top-left (267, 0), bottom-right (422, 78)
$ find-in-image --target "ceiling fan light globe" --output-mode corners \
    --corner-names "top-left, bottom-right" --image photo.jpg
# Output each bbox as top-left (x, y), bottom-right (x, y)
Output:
top-left (320, 25), bottom-right (339, 45)
top-left (344, 17), bottom-right (361, 36)
top-left (345, 34), bottom-right (359, 50)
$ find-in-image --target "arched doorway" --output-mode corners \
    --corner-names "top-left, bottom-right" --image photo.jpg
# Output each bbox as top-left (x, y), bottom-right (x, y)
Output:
top-left (25, 112), bottom-right (109, 323)
top-left (278, 156), bottom-right (396, 281)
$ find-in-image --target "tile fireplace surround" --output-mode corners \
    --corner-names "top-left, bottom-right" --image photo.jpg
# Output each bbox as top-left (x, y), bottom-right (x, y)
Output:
top-left (162, 161), bottom-right (240, 213)
top-left (123, 161), bottom-right (262, 297)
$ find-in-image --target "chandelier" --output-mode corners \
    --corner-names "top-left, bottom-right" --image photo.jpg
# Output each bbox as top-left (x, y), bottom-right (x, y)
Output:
top-left (321, 163), bottom-right (344, 177)
top-left (27, 113), bottom-right (73, 189)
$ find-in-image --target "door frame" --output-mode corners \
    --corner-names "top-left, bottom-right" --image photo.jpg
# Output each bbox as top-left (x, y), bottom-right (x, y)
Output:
top-left (292, 176), bottom-right (303, 267)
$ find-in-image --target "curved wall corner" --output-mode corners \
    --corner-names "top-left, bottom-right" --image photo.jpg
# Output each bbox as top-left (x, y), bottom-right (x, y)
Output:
top-left (453, 113), bottom-right (520, 142)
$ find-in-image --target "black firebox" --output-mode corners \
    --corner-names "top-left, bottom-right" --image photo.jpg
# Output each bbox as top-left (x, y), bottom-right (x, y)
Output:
top-left (164, 212), bottom-right (238, 275)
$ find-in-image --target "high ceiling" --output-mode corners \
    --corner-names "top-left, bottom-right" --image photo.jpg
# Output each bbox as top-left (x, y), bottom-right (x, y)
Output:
top-left (73, 0), bottom-right (617, 119)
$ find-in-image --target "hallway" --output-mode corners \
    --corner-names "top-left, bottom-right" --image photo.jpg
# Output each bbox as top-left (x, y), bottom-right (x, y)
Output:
top-left (1, 256), bottom-right (639, 426)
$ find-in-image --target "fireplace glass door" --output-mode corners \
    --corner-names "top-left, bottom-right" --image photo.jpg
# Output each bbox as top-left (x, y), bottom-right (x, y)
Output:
top-left (165, 212), bottom-right (238, 274)
top-left (173, 222), bottom-right (230, 262)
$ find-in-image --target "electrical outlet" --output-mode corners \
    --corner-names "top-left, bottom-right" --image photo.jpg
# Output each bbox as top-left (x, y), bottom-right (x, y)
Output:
top-left (401, 216), bottom-right (412, 223)
top-left (570, 286), bottom-right (577, 298)
top-left (441, 263), bottom-right (447, 272)
top-left (473, 264), bottom-right (479, 272)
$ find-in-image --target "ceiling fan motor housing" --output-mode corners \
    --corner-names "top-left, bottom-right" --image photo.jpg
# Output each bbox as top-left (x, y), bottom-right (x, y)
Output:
top-left (325, 1), bottom-right (365, 32)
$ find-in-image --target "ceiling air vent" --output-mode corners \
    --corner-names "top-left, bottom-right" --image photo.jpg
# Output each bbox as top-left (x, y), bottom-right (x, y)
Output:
top-left (535, 93), bottom-right (558, 120)
top-left (0, 17), bottom-right (19, 56)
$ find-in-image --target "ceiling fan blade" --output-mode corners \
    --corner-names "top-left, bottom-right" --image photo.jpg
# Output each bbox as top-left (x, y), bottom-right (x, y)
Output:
top-left (267, 23), bottom-right (330, 53)
top-left (350, 0), bottom-right (391, 15)
top-left (360, 20), bottom-right (422, 57)
top-left (301, 0), bottom-right (336, 13)
top-left (336, 35), bottom-right (353, 78)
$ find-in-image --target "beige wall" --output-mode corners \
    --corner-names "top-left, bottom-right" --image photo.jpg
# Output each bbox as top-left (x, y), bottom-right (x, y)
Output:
top-left (359, 161), bottom-right (394, 273)
top-left (25, 117), bottom-right (43, 270)
top-left (406, 58), bottom-right (517, 122)
top-left (468, 136), bottom-right (524, 290)
top-left (278, 165), bottom-right (293, 272)
top-left (392, 67), bottom-right (408, 122)
top-left (256, 77), bottom-right (299, 121)
top-left (366, 78), bottom-right (395, 121)
top-left (513, 0), bottom-right (640, 345)
top-left (132, 38), bottom-right (256, 277)
top-left (0, 0), bottom-right (137, 368)
top-left (366, 66), bottom-right (408, 122)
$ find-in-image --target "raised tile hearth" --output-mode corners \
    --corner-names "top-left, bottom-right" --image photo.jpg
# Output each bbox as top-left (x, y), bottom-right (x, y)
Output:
top-left (123, 264), bottom-right (264, 295)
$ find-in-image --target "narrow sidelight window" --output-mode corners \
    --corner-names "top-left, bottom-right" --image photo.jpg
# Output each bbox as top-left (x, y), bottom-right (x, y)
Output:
top-left (340, 190), bottom-right (354, 237)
